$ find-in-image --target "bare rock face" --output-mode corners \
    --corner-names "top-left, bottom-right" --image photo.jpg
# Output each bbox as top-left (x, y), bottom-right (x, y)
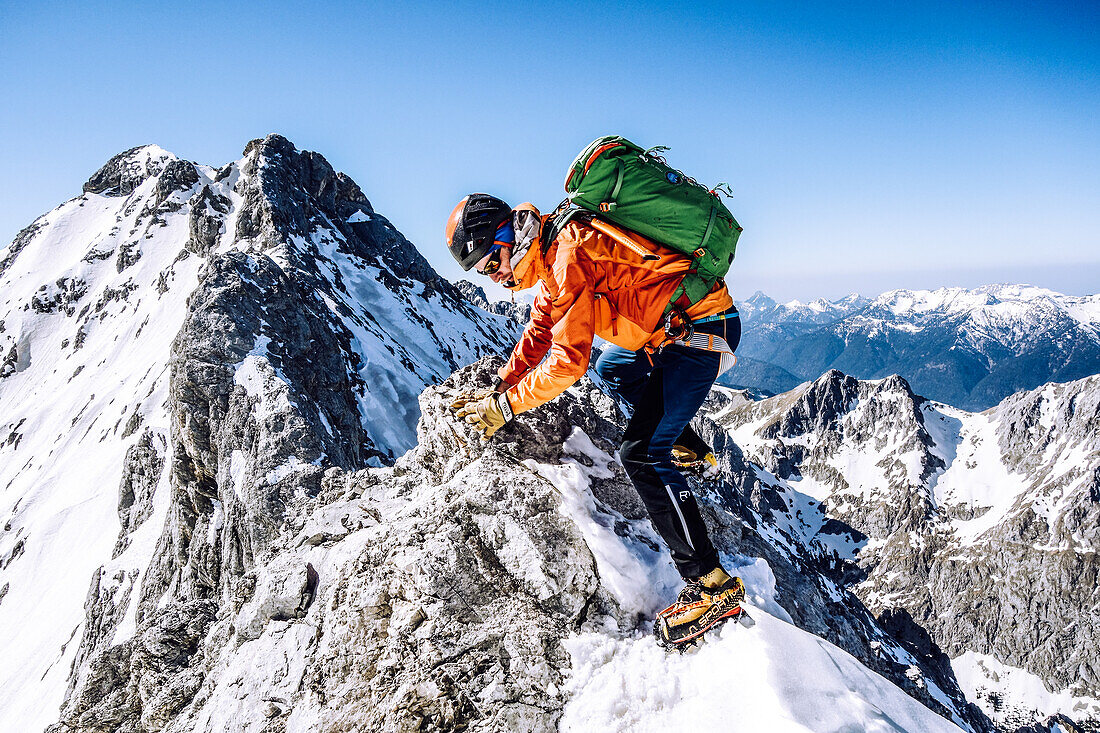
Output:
top-left (920, 379), bottom-right (1100, 696)
top-left (185, 186), bottom-right (230, 257)
top-left (53, 600), bottom-right (218, 733)
top-left (51, 355), bottom-right (989, 732)
top-left (114, 429), bottom-right (167, 557)
top-left (82, 146), bottom-right (175, 197)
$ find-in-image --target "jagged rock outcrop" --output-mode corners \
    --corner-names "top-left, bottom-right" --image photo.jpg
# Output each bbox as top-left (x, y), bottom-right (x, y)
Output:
top-left (455, 280), bottom-right (532, 325)
top-left (114, 430), bottom-right (167, 557)
top-left (707, 369), bottom-right (1100, 730)
top-left (82, 145), bottom-right (176, 197)
top-left (49, 355), bottom-right (989, 732)
top-left (186, 186), bottom-right (230, 257)
top-left (52, 360), bottom-right (619, 731)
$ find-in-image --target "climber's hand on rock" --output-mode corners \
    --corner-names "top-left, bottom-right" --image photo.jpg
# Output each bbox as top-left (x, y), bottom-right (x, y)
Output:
top-left (454, 392), bottom-right (513, 439)
top-left (448, 388), bottom-right (494, 414)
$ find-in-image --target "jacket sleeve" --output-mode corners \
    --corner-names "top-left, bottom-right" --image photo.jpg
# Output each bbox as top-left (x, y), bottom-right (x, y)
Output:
top-left (498, 282), bottom-right (555, 387)
top-left (502, 249), bottom-right (595, 414)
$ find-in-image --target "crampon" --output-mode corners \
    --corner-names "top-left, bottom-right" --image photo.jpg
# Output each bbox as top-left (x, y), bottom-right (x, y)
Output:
top-left (671, 447), bottom-right (720, 478)
top-left (653, 575), bottom-right (754, 651)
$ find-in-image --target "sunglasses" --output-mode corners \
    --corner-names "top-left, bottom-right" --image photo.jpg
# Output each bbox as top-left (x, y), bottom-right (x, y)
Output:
top-left (476, 243), bottom-right (504, 275)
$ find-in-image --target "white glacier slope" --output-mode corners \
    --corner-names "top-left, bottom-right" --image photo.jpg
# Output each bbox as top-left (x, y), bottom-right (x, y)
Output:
top-left (562, 611), bottom-right (964, 733)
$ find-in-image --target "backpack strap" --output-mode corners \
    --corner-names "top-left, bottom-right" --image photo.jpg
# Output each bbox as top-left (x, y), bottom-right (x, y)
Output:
top-left (541, 198), bottom-right (590, 252)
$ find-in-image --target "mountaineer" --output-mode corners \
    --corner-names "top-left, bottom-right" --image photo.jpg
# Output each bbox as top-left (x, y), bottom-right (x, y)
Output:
top-left (444, 138), bottom-right (751, 647)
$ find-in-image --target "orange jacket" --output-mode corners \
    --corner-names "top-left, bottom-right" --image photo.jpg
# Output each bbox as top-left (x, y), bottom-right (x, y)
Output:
top-left (500, 212), bottom-right (732, 414)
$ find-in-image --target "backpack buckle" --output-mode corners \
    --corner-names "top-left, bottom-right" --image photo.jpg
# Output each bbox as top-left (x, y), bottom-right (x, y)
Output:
top-left (693, 248), bottom-right (706, 258)
top-left (599, 202), bottom-right (615, 212)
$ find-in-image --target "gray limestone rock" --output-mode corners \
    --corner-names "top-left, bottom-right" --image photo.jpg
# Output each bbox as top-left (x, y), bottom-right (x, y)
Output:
top-left (50, 600), bottom-right (218, 733)
top-left (0, 218), bottom-right (45, 278)
top-left (31, 277), bottom-right (89, 316)
top-left (114, 429), bottom-right (167, 557)
top-left (83, 146), bottom-right (173, 197)
top-left (185, 185), bottom-right (230, 257)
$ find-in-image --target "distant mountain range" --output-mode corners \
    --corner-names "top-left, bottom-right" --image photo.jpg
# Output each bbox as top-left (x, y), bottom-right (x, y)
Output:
top-left (722, 286), bottom-right (1100, 410)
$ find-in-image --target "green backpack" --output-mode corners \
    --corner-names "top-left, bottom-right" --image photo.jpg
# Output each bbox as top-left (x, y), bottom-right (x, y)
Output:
top-left (550, 135), bottom-right (742, 311)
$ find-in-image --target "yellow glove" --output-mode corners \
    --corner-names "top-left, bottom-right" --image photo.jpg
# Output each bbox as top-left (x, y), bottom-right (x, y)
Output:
top-left (454, 392), bottom-right (514, 439)
top-left (448, 388), bottom-right (494, 413)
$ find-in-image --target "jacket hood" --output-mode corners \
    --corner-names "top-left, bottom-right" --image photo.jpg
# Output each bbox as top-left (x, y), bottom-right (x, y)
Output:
top-left (504, 203), bottom-right (543, 291)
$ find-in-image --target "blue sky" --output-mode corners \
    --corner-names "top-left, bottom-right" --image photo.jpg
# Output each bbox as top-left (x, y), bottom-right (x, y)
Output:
top-left (1, 1), bottom-right (1097, 301)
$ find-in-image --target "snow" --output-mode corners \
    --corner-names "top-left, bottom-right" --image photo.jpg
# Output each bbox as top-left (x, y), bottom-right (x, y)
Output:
top-left (265, 456), bottom-right (311, 485)
top-left (951, 651), bottom-right (1100, 727)
top-left (561, 606), bottom-right (964, 733)
top-left (0, 171), bottom-right (207, 731)
top-left (3, 139), bottom-right (1092, 733)
top-left (230, 450), bottom-right (249, 497)
top-left (931, 411), bottom-right (1031, 543)
top-left (525, 427), bottom-right (681, 618)
top-left (851, 285), bottom-right (1100, 349)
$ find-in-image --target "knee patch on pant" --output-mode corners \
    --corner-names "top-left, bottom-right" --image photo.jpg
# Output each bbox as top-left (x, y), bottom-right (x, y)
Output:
top-left (620, 438), bottom-right (650, 471)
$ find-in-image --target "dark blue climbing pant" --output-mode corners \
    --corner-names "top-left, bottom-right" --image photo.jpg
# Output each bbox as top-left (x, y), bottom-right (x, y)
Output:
top-left (594, 308), bottom-right (740, 579)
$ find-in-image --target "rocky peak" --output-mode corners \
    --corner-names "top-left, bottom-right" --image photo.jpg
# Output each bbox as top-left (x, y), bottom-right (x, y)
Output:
top-left (993, 374), bottom-right (1100, 473)
top-left (454, 280), bottom-right (532, 325)
top-left (761, 369), bottom-right (861, 439)
top-left (0, 135), bottom-right (522, 732)
top-left (151, 159), bottom-right (200, 207)
top-left (82, 144), bottom-right (177, 196)
top-left (242, 134), bottom-right (373, 217)
top-left (234, 134), bottom-right (443, 287)
top-left (743, 290), bottom-right (776, 311)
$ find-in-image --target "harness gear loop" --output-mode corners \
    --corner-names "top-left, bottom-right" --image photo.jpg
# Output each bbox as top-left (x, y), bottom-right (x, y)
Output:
top-left (663, 306), bottom-right (694, 342)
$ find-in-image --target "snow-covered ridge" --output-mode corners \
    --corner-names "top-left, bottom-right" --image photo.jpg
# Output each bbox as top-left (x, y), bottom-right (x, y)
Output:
top-left (762, 285), bottom-right (1100, 326)
top-left (869, 284), bottom-right (1100, 322)
top-left (0, 135), bottom-right (517, 732)
top-left (43, 356), bottom-right (979, 732)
